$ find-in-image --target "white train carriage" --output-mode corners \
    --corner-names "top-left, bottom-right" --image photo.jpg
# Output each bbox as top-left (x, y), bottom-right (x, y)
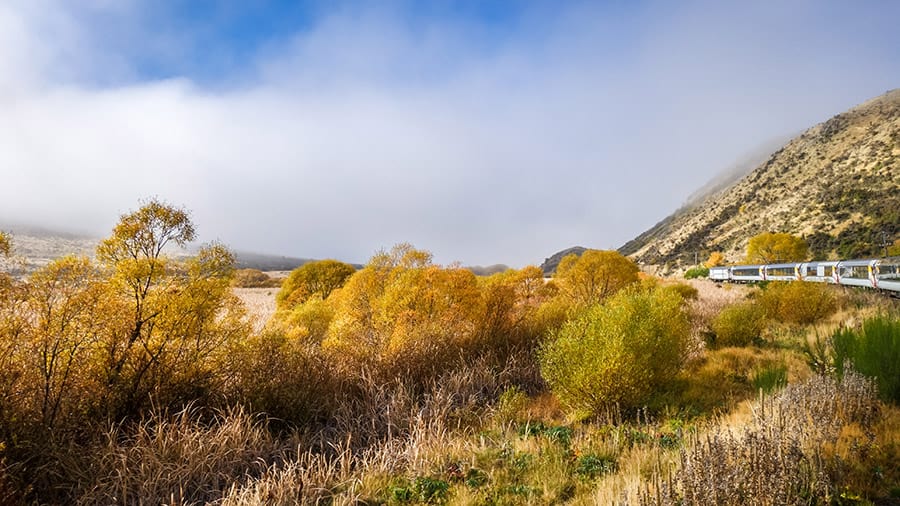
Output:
top-left (798, 261), bottom-right (840, 283)
top-left (874, 258), bottom-right (900, 292)
top-left (709, 266), bottom-right (730, 281)
top-left (730, 264), bottom-right (765, 282)
top-left (835, 259), bottom-right (878, 289)
top-left (764, 263), bottom-right (799, 281)
top-left (708, 256), bottom-right (899, 294)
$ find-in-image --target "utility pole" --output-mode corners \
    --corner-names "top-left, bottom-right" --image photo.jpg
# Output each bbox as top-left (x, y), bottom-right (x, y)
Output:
top-left (883, 230), bottom-right (889, 258)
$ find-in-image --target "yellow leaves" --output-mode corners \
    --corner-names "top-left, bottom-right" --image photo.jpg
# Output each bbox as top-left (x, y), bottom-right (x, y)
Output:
top-left (0, 231), bottom-right (10, 257)
top-left (96, 198), bottom-right (195, 265)
top-left (322, 249), bottom-right (485, 363)
top-left (704, 251), bottom-right (726, 268)
top-left (889, 239), bottom-right (900, 256)
top-left (276, 259), bottom-right (355, 310)
top-left (745, 232), bottom-right (808, 264)
top-left (539, 285), bottom-right (691, 415)
top-left (554, 249), bottom-right (639, 306)
top-left (279, 297), bottom-right (334, 344)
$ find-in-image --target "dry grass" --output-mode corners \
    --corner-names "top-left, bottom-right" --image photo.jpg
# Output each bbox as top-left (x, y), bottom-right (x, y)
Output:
top-left (684, 280), bottom-right (751, 347)
top-left (637, 369), bottom-right (880, 505)
top-left (233, 287), bottom-right (279, 331)
top-left (69, 407), bottom-right (284, 505)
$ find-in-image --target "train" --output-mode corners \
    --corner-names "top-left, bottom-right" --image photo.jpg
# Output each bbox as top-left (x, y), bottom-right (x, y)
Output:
top-left (708, 258), bottom-right (900, 293)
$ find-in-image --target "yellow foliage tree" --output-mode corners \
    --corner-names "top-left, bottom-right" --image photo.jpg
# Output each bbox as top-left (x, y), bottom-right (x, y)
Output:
top-left (745, 232), bottom-right (808, 264)
top-left (322, 244), bottom-right (484, 375)
top-left (0, 243), bottom-right (28, 431)
top-left (479, 265), bottom-right (556, 348)
top-left (554, 250), bottom-right (639, 305)
top-left (94, 199), bottom-right (248, 418)
top-left (22, 256), bottom-right (112, 429)
top-left (704, 251), bottom-right (726, 268)
top-left (276, 259), bottom-right (356, 310)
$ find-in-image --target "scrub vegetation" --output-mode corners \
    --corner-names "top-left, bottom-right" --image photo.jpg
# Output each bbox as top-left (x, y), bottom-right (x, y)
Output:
top-left (0, 200), bottom-right (898, 505)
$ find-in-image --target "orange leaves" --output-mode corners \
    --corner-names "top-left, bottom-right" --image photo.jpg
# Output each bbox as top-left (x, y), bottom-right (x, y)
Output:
top-left (322, 246), bottom-right (484, 363)
top-left (704, 251), bottom-right (726, 268)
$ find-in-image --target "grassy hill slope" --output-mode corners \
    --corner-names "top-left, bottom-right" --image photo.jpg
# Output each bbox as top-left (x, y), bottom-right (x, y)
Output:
top-left (620, 89), bottom-right (900, 268)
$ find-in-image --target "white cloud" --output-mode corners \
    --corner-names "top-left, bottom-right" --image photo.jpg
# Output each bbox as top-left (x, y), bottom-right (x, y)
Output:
top-left (1, 1), bottom-right (898, 265)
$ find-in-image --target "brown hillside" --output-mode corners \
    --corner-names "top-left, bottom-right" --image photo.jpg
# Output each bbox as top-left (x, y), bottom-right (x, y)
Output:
top-left (621, 89), bottom-right (900, 269)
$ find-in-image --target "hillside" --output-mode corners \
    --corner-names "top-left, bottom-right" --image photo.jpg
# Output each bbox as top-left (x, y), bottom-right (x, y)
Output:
top-left (540, 246), bottom-right (587, 276)
top-left (0, 225), bottom-right (315, 274)
top-left (620, 89), bottom-right (900, 268)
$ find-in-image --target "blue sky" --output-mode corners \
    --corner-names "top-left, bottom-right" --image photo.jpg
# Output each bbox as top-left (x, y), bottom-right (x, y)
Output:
top-left (1, 0), bottom-right (899, 265)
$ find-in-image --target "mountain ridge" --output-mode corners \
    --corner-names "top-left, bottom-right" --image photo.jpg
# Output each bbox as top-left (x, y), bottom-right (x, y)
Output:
top-left (618, 89), bottom-right (900, 270)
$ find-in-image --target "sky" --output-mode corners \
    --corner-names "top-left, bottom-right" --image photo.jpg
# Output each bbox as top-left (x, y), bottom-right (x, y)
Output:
top-left (1, 1), bottom-right (898, 266)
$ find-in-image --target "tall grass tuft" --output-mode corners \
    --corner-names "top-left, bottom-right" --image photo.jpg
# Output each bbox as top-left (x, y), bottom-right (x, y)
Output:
top-left (831, 314), bottom-right (900, 404)
top-left (69, 407), bottom-right (282, 505)
top-left (638, 369), bottom-right (880, 505)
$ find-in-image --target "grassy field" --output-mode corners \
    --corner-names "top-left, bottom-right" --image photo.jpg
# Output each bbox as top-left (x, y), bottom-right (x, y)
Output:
top-left (3, 249), bottom-right (899, 504)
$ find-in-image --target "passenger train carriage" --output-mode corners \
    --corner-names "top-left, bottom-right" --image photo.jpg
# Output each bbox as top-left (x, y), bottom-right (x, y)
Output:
top-left (709, 258), bottom-right (900, 293)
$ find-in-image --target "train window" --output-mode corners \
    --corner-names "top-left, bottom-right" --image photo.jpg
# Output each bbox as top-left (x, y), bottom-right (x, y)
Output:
top-left (877, 262), bottom-right (900, 280)
top-left (840, 265), bottom-right (869, 279)
top-left (768, 267), bottom-right (794, 277)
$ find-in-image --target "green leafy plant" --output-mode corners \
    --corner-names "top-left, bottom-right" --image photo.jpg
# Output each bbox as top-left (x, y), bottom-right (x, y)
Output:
top-left (540, 286), bottom-right (691, 416)
top-left (574, 453), bottom-right (617, 480)
top-left (684, 266), bottom-right (709, 279)
top-left (751, 363), bottom-right (788, 393)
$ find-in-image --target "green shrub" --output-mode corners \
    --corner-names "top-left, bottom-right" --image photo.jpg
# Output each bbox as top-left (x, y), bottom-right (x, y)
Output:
top-left (574, 453), bottom-right (617, 480)
top-left (390, 476), bottom-right (450, 504)
top-left (710, 302), bottom-right (766, 348)
top-left (759, 281), bottom-right (835, 325)
top-left (831, 314), bottom-right (900, 404)
top-left (683, 266), bottom-right (709, 279)
top-left (539, 286), bottom-right (690, 416)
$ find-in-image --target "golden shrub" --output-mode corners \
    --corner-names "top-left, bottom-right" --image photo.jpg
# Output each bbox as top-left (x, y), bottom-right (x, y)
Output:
top-left (759, 281), bottom-right (835, 325)
top-left (539, 286), bottom-right (691, 416)
top-left (710, 301), bottom-right (766, 348)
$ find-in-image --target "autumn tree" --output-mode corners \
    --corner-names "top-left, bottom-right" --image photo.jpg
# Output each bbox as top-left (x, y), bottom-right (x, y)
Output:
top-left (94, 198), bottom-right (247, 419)
top-left (22, 256), bottom-right (111, 429)
top-left (889, 239), bottom-right (900, 256)
top-left (704, 251), bottom-right (726, 268)
top-left (322, 244), bottom-right (484, 377)
top-left (554, 250), bottom-right (639, 305)
top-left (0, 233), bottom-right (28, 438)
top-left (745, 232), bottom-right (808, 264)
top-left (479, 266), bottom-right (556, 349)
top-left (276, 259), bottom-right (356, 310)
top-left (232, 268), bottom-right (275, 288)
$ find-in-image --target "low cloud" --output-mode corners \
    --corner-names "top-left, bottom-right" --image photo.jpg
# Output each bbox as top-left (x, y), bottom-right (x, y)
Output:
top-left (1, 1), bottom-right (898, 265)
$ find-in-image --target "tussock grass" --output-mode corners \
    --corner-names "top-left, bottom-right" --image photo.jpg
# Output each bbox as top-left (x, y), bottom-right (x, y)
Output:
top-left (69, 407), bottom-right (282, 505)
